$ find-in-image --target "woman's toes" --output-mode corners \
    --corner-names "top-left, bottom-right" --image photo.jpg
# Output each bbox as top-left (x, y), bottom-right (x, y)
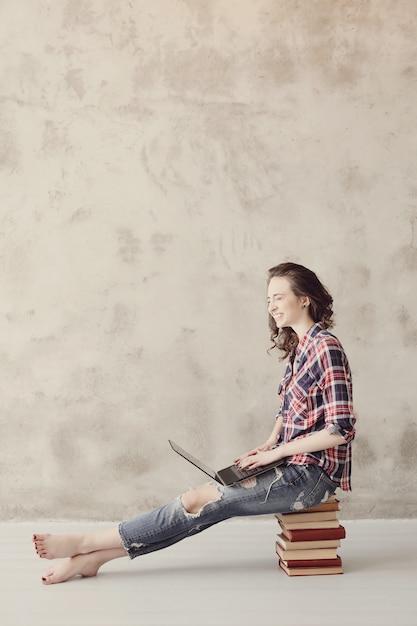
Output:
top-left (40, 554), bottom-right (101, 585)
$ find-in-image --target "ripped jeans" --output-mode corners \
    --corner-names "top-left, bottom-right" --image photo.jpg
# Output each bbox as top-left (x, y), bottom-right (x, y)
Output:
top-left (118, 463), bottom-right (337, 559)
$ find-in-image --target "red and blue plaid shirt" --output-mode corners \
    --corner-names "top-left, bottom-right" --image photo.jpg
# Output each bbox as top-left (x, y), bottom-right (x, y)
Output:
top-left (276, 323), bottom-right (356, 491)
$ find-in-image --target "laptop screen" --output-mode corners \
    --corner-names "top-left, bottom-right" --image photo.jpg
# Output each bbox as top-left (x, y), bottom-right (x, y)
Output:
top-left (169, 440), bottom-right (217, 479)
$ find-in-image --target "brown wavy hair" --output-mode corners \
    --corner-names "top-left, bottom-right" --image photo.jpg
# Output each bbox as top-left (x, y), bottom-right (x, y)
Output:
top-left (268, 262), bottom-right (334, 360)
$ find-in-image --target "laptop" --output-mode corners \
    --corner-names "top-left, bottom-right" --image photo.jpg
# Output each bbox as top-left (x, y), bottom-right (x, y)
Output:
top-left (169, 439), bottom-right (284, 486)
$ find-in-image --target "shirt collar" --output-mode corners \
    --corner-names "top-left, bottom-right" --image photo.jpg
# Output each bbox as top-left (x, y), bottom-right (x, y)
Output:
top-left (295, 322), bottom-right (324, 355)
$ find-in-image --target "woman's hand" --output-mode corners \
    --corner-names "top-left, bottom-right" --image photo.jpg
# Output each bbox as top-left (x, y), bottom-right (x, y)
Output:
top-left (234, 437), bottom-right (280, 469)
top-left (237, 447), bottom-right (282, 470)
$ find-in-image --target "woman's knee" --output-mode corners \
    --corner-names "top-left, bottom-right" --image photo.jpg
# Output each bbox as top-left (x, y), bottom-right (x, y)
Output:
top-left (181, 483), bottom-right (222, 515)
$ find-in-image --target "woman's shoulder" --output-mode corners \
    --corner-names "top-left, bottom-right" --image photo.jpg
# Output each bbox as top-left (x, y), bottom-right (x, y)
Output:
top-left (314, 326), bottom-right (341, 344)
top-left (309, 327), bottom-right (347, 361)
top-left (308, 324), bottom-right (342, 347)
top-left (306, 328), bottom-right (351, 383)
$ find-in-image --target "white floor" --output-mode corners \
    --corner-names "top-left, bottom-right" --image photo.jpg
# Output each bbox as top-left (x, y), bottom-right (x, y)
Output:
top-left (1, 519), bottom-right (416, 626)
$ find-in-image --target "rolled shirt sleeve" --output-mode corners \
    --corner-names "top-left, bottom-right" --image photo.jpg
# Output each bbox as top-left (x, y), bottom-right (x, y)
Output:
top-left (313, 339), bottom-right (356, 444)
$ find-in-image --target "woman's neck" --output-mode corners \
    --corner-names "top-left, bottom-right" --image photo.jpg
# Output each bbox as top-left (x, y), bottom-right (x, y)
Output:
top-left (292, 317), bottom-right (315, 341)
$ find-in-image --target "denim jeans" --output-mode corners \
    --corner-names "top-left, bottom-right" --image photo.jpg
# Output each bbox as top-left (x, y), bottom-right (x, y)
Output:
top-left (118, 463), bottom-right (337, 559)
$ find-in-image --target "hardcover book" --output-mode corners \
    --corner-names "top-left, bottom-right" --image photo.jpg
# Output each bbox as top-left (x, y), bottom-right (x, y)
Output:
top-left (279, 561), bottom-right (344, 576)
top-left (279, 524), bottom-right (346, 542)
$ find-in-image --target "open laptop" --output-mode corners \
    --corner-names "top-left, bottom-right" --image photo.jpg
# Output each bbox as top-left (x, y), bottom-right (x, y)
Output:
top-left (169, 439), bottom-right (284, 486)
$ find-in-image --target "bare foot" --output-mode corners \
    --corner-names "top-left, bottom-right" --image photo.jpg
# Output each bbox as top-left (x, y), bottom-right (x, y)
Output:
top-left (33, 533), bottom-right (86, 560)
top-left (41, 553), bottom-right (103, 584)
top-left (41, 548), bottom-right (126, 585)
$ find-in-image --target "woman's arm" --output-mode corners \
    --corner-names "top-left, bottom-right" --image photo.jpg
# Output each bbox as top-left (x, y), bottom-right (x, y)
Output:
top-left (237, 429), bottom-right (346, 470)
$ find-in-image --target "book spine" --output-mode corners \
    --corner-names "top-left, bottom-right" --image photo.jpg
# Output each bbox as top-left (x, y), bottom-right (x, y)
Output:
top-left (280, 556), bottom-right (342, 568)
top-left (275, 510), bottom-right (338, 523)
top-left (279, 519), bottom-right (340, 530)
top-left (276, 543), bottom-right (337, 560)
top-left (281, 525), bottom-right (346, 542)
top-left (276, 535), bottom-right (341, 551)
top-left (279, 562), bottom-right (344, 576)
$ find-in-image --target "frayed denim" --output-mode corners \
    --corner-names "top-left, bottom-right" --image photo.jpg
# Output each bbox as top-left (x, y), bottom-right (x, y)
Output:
top-left (119, 463), bottom-right (337, 559)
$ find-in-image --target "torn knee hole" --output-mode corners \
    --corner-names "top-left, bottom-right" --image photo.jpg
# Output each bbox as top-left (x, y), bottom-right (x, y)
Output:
top-left (181, 483), bottom-right (222, 516)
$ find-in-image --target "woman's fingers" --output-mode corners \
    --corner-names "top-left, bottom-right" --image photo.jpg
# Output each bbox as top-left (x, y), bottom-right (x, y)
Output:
top-left (234, 443), bottom-right (270, 466)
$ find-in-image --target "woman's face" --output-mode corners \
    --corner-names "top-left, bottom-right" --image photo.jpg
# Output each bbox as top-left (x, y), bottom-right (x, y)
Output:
top-left (267, 276), bottom-right (308, 331)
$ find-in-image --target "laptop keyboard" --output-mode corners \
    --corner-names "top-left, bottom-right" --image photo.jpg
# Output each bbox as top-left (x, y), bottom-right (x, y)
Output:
top-left (233, 465), bottom-right (256, 479)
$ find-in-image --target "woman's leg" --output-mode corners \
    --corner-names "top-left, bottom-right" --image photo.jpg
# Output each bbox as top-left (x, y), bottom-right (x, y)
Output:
top-left (119, 464), bottom-right (337, 559)
top-left (33, 464), bottom-right (337, 584)
top-left (33, 527), bottom-right (122, 559)
top-left (33, 482), bottom-right (224, 561)
top-left (41, 547), bottom-right (127, 585)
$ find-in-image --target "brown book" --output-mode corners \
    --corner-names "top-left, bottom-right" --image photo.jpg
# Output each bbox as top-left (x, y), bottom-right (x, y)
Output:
top-left (280, 524), bottom-right (346, 542)
top-left (280, 556), bottom-right (342, 568)
top-left (303, 497), bottom-right (340, 513)
top-left (279, 561), bottom-right (343, 576)
top-left (276, 533), bottom-right (341, 551)
top-left (278, 518), bottom-right (340, 531)
top-left (276, 542), bottom-right (338, 561)
top-left (275, 510), bottom-right (338, 524)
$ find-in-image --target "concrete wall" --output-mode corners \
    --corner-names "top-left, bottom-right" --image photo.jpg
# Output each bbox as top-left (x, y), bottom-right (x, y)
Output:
top-left (1, 0), bottom-right (416, 521)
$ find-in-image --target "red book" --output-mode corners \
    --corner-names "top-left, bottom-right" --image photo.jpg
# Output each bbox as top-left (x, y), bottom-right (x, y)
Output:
top-left (280, 524), bottom-right (346, 542)
top-left (276, 533), bottom-right (341, 551)
top-left (279, 561), bottom-right (343, 576)
top-left (280, 556), bottom-right (342, 568)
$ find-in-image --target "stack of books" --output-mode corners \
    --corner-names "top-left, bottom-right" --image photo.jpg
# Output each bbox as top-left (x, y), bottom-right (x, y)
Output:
top-left (275, 495), bottom-right (346, 576)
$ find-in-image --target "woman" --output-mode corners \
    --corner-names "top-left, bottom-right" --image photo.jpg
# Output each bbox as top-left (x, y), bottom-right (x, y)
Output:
top-left (33, 262), bottom-right (356, 584)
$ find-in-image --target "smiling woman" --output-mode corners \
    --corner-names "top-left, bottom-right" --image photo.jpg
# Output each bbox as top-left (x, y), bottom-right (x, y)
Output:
top-left (267, 263), bottom-right (334, 360)
top-left (33, 262), bottom-right (355, 585)
top-left (268, 275), bottom-right (312, 338)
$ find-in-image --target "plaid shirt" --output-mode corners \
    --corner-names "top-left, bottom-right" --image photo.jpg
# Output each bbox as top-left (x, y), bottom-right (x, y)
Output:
top-left (276, 323), bottom-right (356, 491)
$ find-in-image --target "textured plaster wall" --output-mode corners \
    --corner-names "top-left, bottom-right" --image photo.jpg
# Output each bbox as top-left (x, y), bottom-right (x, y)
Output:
top-left (1, 0), bottom-right (416, 521)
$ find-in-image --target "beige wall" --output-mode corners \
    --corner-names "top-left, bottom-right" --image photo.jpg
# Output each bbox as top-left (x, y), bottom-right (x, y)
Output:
top-left (1, 0), bottom-right (416, 521)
